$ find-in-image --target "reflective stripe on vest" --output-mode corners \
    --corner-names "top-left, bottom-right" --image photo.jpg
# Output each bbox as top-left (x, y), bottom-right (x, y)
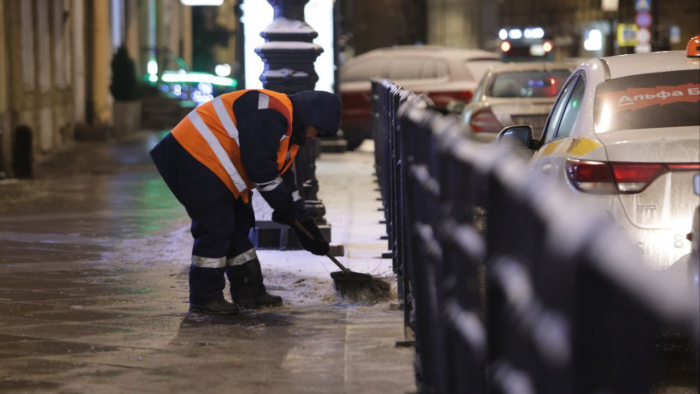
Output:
top-left (170, 89), bottom-right (296, 202)
top-left (187, 110), bottom-right (248, 193)
top-left (212, 96), bottom-right (239, 145)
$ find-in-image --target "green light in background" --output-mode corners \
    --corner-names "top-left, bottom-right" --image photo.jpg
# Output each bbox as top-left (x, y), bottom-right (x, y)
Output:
top-left (161, 71), bottom-right (237, 87)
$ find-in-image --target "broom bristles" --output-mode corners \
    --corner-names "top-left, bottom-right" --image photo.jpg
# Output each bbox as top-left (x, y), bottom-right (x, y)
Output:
top-left (330, 271), bottom-right (392, 303)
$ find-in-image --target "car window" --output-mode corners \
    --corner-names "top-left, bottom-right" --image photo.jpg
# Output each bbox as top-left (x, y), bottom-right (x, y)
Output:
top-left (436, 61), bottom-right (449, 78)
top-left (389, 58), bottom-right (425, 80)
top-left (465, 59), bottom-right (502, 81)
top-left (471, 72), bottom-right (490, 104)
top-left (340, 59), bottom-right (387, 83)
top-left (542, 75), bottom-right (579, 143)
top-left (421, 60), bottom-right (436, 79)
top-left (555, 75), bottom-right (586, 139)
top-left (421, 59), bottom-right (449, 80)
top-left (594, 69), bottom-right (700, 133)
top-left (488, 70), bottom-right (572, 98)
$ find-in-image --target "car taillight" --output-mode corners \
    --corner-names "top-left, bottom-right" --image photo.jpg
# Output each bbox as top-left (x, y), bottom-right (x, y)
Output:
top-left (566, 159), bottom-right (617, 193)
top-left (566, 159), bottom-right (700, 194)
top-left (609, 163), bottom-right (667, 193)
top-left (470, 107), bottom-right (503, 133)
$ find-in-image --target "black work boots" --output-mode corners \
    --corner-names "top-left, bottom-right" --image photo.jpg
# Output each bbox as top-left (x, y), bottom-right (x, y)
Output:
top-left (189, 299), bottom-right (239, 315)
top-left (226, 259), bottom-right (283, 309)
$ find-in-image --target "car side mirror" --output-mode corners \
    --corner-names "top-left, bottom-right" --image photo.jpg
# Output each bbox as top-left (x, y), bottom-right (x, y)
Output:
top-left (446, 100), bottom-right (467, 114)
top-left (694, 174), bottom-right (700, 195)
top-left (496, 125), bottom-right (537, 150)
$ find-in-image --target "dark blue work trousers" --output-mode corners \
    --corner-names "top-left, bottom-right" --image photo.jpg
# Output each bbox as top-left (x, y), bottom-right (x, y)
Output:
top-left (150, 133), bottom-right (254, 305)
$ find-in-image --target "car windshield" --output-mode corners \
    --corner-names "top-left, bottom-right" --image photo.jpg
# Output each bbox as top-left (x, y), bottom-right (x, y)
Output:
top-left (594, 70), bottom-right (700, 133)
top-left (488, 70), bottom-right (571, 98)
top-left (465, 59), bottom-right (502, 81)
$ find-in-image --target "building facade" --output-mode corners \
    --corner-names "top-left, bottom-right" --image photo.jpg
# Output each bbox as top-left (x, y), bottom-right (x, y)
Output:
top-left (424, 0), bottom-right (699, 61)
top-left (0, 0), bottom-right (193, 179)
top-left (426, 0), bottom-right (498, 51)
top-left (339, 0), bottom-right (426, 57)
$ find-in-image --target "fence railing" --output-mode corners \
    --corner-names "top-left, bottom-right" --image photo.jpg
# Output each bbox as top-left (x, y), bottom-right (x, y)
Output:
top-left (371, 79), bottom-right (700, 394)
top-left (371, 81), bottom-right (425, 305)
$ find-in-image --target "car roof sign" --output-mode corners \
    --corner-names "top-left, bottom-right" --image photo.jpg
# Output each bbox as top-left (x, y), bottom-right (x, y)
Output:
top-left (687, 35), bottom-right (700, 58)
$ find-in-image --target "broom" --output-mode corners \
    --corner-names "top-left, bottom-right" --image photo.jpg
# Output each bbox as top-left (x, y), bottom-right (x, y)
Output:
top-left (293, 221), bottom-right (392, 303)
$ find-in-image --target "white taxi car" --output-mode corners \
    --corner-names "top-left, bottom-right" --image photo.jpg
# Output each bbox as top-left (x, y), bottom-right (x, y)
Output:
top-left (498, 39), bottom-right (700, 271)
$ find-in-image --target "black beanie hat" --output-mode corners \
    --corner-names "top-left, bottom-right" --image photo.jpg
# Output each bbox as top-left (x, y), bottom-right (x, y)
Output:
top-left (289, 91), bottom-right (342, 137)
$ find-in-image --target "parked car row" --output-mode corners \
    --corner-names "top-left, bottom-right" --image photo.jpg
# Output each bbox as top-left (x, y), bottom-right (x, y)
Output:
top-left (339, 45), bottom-right (501, 150)
top-left (341, 39), bottom-right (699, 283)
top-left (497, 39), bottom-right (700, 276)
top-left (342, 37), bottom-right (699, 287)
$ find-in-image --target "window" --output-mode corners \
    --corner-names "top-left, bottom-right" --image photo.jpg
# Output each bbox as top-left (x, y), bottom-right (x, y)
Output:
top-left (37, 0), bottom-right (51, 92)
top-left (471, 71), bottom-right (490, 104)
top-left (555, 75), bottom-right (586, 139)
top-left (542, 75), bottom-right (579, 143)
top-left (435, 61), bottom-right (448, 79)
top-left (594, 70), bottom-right (700, 133)
top-left (21, 0), bottom-right (35, 91)
top-left (53, 0), bottom-right (71, 88)
top-left (464, 59), bottom-right (501, 81)
top-left (340, 59), bottom-right (387, 83)
top-left (111, 0), bottom-right (125, 50)
top-left (421, 60), bottom-right (436, 79)
top-left (389, 58), bottom-right (424, 80)
top-left (488, 70), bottom-right (572, 98)
top-left (420, 59), bottom-right (448, 80)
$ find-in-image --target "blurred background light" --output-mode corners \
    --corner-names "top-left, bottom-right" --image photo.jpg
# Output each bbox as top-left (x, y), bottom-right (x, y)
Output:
top-left (214, 64), bottom-right (232, 77)
top-left (584, 29), bottom-right (603, 51)
top-left (161, 71), bottom-right (236, 87)
top-left (529, 44), bottom-right (545, 56)
top-left (508, 29), bottom-right (522, 39)
top-left (147, 60), bottom-right (158, 75)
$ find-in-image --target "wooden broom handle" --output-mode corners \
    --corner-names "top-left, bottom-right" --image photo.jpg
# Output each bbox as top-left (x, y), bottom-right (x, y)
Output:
top-left (293, 221), bottom-right (350, 273)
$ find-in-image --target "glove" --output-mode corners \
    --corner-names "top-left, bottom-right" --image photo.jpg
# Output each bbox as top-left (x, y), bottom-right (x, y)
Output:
top-left (271, 199), bottom-right (297, 226)
top-left (294, 218), bottom-right (330, 256)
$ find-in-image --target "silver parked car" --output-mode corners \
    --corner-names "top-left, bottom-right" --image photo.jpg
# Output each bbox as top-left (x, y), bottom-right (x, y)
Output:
top-left (460, 62), bottom-right (574, 142)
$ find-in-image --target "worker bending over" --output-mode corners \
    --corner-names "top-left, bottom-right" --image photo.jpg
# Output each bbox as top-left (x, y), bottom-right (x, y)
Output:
top-left (150, 89), bottom-right (342, 315)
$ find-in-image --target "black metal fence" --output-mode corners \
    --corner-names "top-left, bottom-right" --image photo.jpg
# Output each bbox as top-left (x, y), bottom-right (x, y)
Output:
top-left (371, 80), bottom-right (424, 303)
top-left (371, 79), bottom-right (700, 394)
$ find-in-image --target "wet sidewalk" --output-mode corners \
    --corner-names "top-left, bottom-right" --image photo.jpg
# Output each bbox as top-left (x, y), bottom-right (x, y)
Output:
top-left (0, 132), bottom-right (415, 394)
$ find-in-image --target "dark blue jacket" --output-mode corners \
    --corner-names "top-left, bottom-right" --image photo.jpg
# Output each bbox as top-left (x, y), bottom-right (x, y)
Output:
top-left (233, 90), bottom-right (341, 211)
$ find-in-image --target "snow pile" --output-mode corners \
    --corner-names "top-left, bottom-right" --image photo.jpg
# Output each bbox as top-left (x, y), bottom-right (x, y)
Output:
top-left (264, 17), bottom-right (315, 34)
top-left (257, 42), bottom-right (322, 51)
top-left (264, 68), bottom-right (310, 79)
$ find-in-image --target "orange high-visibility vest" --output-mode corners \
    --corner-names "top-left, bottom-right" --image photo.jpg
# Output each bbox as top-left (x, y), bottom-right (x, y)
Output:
top-left (171, 89), bottom-right (299, 204)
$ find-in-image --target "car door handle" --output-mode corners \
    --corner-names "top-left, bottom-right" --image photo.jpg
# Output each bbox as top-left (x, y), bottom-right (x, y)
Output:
top-left (541, 163), bottom-right (552, 174)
